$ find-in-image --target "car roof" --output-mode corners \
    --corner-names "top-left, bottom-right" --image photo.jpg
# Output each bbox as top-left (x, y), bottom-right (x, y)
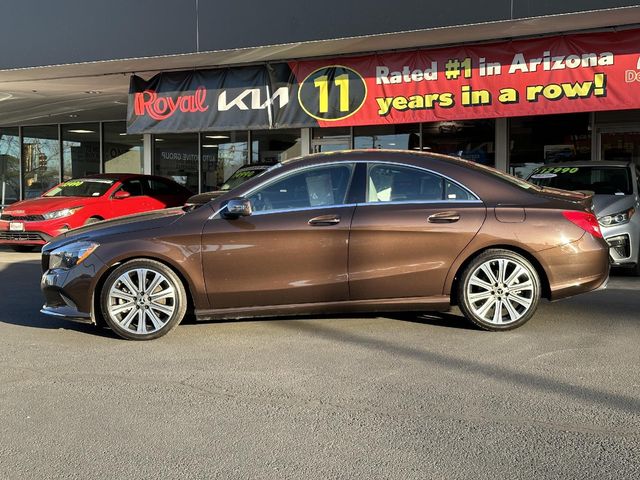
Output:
top-left (280, 148), bottom-right (471, 165)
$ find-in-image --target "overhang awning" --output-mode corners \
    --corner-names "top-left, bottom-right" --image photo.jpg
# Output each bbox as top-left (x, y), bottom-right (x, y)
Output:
top-left (0, 6), bottom-right (639, 127)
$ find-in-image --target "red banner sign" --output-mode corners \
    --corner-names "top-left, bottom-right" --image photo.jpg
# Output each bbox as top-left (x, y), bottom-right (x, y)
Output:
top-left (129, 29), bottom-right (640, 133)
top-left (289, 28), bottom-right (640, 127)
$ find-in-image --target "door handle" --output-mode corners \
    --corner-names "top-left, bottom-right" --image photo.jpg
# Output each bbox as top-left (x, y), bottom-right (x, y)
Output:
top-left (428, 211), bottom-right (460, 223)
top-left (308, 214), bottom-right (341, 226)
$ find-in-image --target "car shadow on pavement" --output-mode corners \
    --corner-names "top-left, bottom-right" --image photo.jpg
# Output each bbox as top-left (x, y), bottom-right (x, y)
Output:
top-left (0, 257), bottom-right (117, 338)
top-left (272, 318), bottom-right (640, 416)
top-left (387, 311), bottom-right (480, 330)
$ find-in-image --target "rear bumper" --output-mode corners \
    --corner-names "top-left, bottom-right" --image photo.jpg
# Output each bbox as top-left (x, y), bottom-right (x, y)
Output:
top-left (541, 233), bottom-right (610, 301)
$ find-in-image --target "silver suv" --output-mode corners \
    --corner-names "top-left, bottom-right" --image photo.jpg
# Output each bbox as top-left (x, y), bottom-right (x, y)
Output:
top-left (527, 161), bottom-right (640, 275)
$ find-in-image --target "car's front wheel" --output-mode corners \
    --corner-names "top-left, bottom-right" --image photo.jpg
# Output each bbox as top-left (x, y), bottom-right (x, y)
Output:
top-left (458, 249), bottom-right (541, 331)
top-left (100, 259), bottom-right (187, 340)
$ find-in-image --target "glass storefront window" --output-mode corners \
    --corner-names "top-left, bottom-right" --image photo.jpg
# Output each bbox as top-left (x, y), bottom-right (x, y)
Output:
top-left (312, 127), bottom-right (351, 152)
top-left (423, 120), bottom-right (495, 167)
top-left (600, 131), bottom-right (640, 166)
top-left (201, 131), bottom-right (248, 192)
top-left (252, 129), bottom-right (302, 163)
top-left (0, 127), bottom-right (20, 206)
top-left (22, 125), bottom-right (60, 198)
top-left (103, 122), bottom-right (144, 174)
top-left (62, 123), bottom-right (100, 180)
top-left (354, 124), bottom-right (420, 150)
top-left (153, 133), bottom-right (199, 193)
top-left (509, 113), bottom-right (591, 178)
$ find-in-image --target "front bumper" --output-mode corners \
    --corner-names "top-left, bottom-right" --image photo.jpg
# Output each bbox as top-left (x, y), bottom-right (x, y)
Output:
top-left (40, 254), bottom-right (107, 324)
top-left (602, 220), bottom-right (639, 267)
top-left (0, 218), bottom-right (72, 245)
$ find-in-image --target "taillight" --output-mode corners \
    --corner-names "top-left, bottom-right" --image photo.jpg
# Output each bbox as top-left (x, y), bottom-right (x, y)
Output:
top-left (562, 211), bottom-right (603, 238)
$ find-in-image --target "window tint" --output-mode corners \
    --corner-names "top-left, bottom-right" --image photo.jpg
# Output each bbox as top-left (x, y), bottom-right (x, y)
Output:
top-left (119, 179), bottom-right (144, 196)
top-left (445, 180), bottom-right (475, 201)
top-left (367, 164), bottom-right (474, 202)
top-left (248, 164), bottom-right (353, 212)
top-left (147, 178), bottom-right (177, 195)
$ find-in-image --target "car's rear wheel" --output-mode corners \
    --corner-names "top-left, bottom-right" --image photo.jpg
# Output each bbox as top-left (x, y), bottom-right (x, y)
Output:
top-left (100, 259), bottom-right (187, 340)
top-left (458, 249), bottom-right (540, 331)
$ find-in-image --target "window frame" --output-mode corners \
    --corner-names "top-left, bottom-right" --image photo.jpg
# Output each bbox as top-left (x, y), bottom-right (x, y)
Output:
top-left (240, 162), bottom-right (358, 216)
top-left (363, 162), bottom-right (481, 205)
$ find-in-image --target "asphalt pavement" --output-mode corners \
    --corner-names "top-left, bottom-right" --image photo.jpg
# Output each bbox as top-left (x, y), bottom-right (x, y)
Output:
top-left (0, 247), bottom-right (638, 479)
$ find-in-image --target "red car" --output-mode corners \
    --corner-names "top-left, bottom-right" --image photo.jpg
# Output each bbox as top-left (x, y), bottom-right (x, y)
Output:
top-left (0, 174), bottom-right (193, 251)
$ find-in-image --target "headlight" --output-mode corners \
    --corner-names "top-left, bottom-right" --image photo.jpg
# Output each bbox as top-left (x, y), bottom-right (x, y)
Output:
top-left (43, 207), bottom-right (82, 220)
top-left (598, 207), bottom-right (635, 227)
top-left (49, 241), bottom-right (99, 270)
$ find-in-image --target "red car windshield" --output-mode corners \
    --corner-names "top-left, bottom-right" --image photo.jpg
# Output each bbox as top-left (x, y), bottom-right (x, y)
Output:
top-left (220, 166), bottom-right (270, 191)
top-left (44, 179), bottom-right (115, 198)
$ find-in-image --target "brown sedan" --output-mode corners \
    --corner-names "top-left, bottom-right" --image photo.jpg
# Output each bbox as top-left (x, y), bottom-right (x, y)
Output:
top-left (40, 150), bottom-right (609, 340)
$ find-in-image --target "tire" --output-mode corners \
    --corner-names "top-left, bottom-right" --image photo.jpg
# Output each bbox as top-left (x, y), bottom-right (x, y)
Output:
top-left (100, 259), bottom-right (187, 340)
top-left (84, 217), bottom-right (102, 225)
top-left (458, 249), bottom-right (541, 331)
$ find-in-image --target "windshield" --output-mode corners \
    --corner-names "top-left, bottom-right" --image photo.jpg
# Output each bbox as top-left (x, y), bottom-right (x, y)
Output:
top-left (44, 179), bottom-right (114, 198)
top-left (528, 166), bottom-right (632, 195)
top-left (220, 166), bottom-right (269, 191)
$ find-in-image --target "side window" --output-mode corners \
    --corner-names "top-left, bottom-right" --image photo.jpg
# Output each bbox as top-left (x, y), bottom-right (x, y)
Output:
top-left (367, 164), bottom-right (475, 202)
top-left (118, 179), bottom-right (144, 197)
top-left (247, 164), bottom-right (354, 212)
top-left (445, 180), bottom-right (476, 201)
top-left (146, 179), bottom-right (176, 195)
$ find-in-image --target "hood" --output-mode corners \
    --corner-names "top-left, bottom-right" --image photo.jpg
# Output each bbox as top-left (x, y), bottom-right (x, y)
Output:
top-left (185, 190), bottom-right (227, 207)
top-left (591, 194), bottom-right (636, 216)
top-left (3, 196), bottom-right (100, 215)
top-left (45, 208), bottom-right (185, 250)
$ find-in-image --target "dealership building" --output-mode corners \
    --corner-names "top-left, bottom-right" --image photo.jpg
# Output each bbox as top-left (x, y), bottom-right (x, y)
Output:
top-left (2, 0), bottom-right (640, 206)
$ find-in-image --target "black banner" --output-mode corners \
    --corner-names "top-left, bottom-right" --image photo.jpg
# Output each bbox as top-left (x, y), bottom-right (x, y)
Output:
top-left (127, 64), bottom-right (314, 133)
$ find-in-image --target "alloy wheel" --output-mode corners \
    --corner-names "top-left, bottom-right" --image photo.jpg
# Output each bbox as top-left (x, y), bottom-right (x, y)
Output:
top-left (465, 258), bottom-right (535, 326)
top-left (107, 267), bottom-right (177, 336)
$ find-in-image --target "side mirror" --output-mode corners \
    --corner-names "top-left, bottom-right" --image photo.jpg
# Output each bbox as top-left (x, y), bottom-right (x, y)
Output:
top-left (113, 190), bottom-right (131, 199)
top-left (224, 198), bottom-right (253, 218)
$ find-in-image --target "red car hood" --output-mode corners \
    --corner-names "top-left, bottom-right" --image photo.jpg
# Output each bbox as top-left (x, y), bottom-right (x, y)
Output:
top-left (3, 196), bottom-right (100, 215)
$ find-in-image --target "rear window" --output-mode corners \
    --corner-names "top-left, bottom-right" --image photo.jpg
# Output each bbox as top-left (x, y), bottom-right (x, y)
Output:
top-left (528, 166), bottom-right (632, 195)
